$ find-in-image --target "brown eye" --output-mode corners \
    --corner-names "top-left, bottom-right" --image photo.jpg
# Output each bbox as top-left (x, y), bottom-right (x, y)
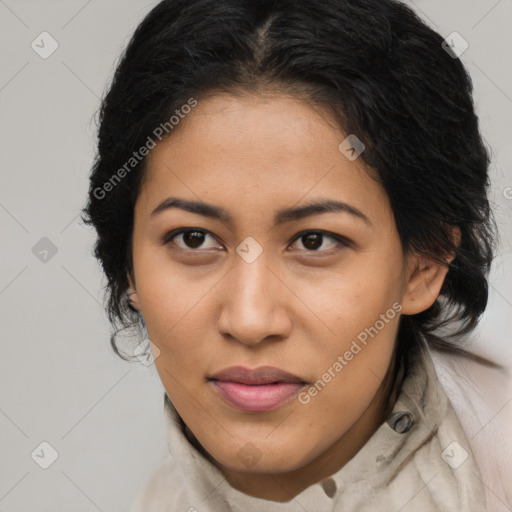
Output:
top-left (302, 233), bottom-right (323, 250)
top-left (290, 231), bottom-right (350, 253)
top-left (182, 230), bottom-right (206, 248)
top-left (164, 229), bottom-right (222, 250)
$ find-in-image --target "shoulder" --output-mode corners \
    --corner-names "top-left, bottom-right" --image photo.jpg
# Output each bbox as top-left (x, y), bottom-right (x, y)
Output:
top-left (130, 455), bottom-right (185, 512)
top-left (430, 347), bottom-right (512, 512)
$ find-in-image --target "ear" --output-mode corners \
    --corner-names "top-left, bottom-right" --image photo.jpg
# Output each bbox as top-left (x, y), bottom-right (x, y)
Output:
top-left (401, 227), bottom-right (460, 316)
top-left (127, 275), bottom-right (141, 311)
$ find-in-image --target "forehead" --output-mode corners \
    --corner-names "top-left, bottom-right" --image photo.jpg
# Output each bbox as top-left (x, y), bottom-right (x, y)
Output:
top-left (139, 93), bottom-right (393, 228)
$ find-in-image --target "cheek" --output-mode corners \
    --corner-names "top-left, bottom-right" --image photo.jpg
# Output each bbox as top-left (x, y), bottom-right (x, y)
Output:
top-left (299, 263), bottom-right (402, 411)
top-left (141, 288), bottom-right (214, 375)
top-left (305, 302), bottom-right (399, 399)
top-left (133, 246), bottom-right (212, 336)
top-left (134, 261), bottom-right (220, 381)
top-left (295, 312), bottom-right (398, 454)
top-left (299, 261), bottom-right (403, 347)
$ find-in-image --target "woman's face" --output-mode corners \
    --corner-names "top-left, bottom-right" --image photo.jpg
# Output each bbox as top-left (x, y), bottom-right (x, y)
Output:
top-left (129, 92), bottom-right (446, 495)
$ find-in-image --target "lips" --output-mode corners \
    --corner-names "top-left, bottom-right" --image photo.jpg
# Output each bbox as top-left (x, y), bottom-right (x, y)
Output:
top-left (210, 366), bottom-right (305, 385)
top-left (208, 366), bottom-right (307, 412)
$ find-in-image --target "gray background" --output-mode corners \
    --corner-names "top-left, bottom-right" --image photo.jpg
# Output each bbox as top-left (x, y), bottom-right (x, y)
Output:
top-left (0, 1), bottom-right (511, 510)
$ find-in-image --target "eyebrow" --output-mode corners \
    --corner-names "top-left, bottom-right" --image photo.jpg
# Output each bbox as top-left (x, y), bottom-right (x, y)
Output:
top-left (150, 196), bottom-right (372, 227)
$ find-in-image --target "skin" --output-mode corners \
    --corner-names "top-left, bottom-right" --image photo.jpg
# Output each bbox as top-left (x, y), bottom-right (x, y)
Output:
top-left (128, 92), bottom-right (454, 501)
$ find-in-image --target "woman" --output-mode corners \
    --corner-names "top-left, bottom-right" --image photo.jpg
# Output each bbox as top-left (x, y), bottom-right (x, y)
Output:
top-left (82, 0), bottom-right (511, 510)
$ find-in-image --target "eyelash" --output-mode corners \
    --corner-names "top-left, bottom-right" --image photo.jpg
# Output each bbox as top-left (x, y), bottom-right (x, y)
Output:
top-left (161, 228), bottom-right (351, 255)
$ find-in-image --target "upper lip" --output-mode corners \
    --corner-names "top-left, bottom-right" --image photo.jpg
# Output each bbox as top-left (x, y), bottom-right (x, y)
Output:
top-left (209, 366), bottom-right (306, 385)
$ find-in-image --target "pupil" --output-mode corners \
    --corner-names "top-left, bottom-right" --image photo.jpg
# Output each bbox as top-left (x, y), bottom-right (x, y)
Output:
top-left (184, 231), bottom-right (205, 248)
top-left (303, 233), bottom-right (322, 250)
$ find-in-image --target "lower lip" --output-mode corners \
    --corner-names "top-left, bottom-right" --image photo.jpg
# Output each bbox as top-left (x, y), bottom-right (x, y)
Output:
top-left (210, 380), bottom-right (305, 412)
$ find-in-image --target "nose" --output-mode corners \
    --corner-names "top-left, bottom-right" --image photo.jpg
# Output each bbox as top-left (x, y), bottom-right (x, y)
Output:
top-left (217, 254), bottom-right (293, 346)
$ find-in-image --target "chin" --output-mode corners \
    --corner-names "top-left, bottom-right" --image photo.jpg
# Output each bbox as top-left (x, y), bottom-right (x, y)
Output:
top-left (208, 440), bottom-right (315, 475)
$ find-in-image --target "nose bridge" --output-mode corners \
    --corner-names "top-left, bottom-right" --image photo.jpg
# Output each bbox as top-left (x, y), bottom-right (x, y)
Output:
top-left (235, 253), bottom-right (273, 308)
top-left (218, 250), bottom-right (290, 344)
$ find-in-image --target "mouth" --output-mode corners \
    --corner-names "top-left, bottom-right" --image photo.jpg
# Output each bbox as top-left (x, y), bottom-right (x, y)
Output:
top-left (208, 366), bottom-right (307, 413)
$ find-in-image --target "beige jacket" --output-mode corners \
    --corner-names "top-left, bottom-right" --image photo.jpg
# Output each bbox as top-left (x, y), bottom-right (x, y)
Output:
top-left (131, 340), bottom-right (511, 511)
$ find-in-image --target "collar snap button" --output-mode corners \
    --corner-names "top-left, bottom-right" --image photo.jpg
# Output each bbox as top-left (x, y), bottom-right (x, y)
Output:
top-left (321, 477), bottom-right (337, 498)
top-left (387, 411), bottom-right (414, 434)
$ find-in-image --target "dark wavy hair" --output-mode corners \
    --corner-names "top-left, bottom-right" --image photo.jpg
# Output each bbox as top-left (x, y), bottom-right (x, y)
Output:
top-left (82, 0), bottom-right (497, 376)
